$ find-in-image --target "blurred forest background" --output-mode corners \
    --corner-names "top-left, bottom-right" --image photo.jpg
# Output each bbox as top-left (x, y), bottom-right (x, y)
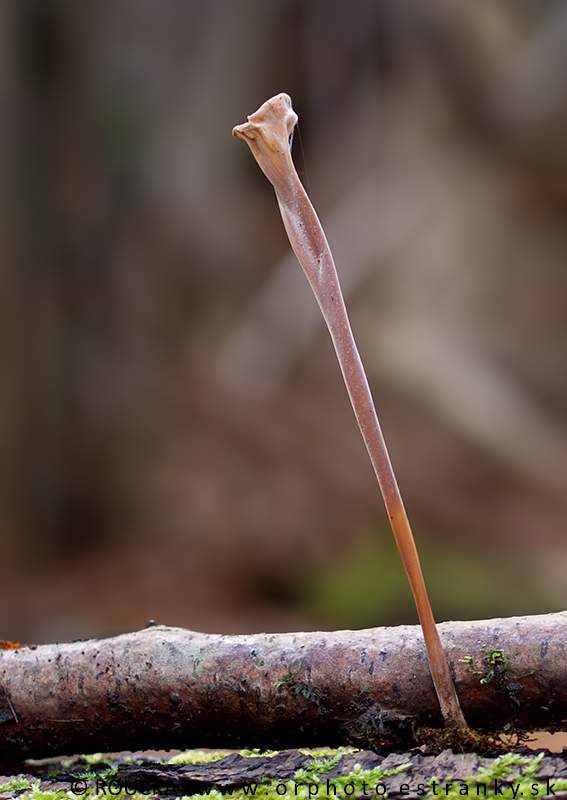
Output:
top-left (1, 0), bottom-right (567, 644)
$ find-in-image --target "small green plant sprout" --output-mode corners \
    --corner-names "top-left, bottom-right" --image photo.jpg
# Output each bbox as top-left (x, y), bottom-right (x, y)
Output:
top-left (274, 662), bottom-right (303, 691)
top-left (460, 648), bottom-right (510, 685)
top-left (274, 662), bottom-right (325, 705)
top-left (461, 647), bottom-right (534, 716)
top-left (233, 94), bottom-right (467, 731)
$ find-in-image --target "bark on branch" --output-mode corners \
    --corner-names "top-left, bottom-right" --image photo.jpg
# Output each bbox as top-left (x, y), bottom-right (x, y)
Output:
top-left (0, 612), bottom-right (566, 762)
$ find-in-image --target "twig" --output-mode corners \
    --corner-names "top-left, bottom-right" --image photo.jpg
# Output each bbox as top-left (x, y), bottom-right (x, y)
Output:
top-left (0, 613), bottom-right (565, 760)
top-left (233, 93), bottom-right (467, 729)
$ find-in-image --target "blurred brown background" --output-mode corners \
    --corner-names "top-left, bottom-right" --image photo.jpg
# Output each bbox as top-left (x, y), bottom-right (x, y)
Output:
top-left (1, 0), bottom-right (566, 644)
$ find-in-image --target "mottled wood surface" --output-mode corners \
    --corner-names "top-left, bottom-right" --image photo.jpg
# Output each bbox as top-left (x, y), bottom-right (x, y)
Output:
top-left (0, 613), bottom-right (566, 762)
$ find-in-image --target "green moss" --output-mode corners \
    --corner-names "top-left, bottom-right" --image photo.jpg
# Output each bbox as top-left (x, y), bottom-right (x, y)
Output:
top-left (168, 747), bottom-right (238, 764)
top-left (3, 779), bottom-right (188, 800)
top-left (274, 662), bottom-right (304, 691)
top-left (270, 757), bottom-right (413, 800)
top-left (298, 750), bottom-right (344, 775)
top-left (6, 747), bottom-right (565, 799)
top-left (274, 663), bottom-right (326, 706)
top-left (460, 647), bottom-right (510, 686)
top-left (0, 777), bottom-right (32, 792)
top-left (435, 751), bottom-right (567, 799)
top-left (460, 646), bottom-right (535, 717)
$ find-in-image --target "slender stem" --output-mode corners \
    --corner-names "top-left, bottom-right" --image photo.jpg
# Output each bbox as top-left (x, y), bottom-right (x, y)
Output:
top-left (233, 93), bottom-right (467, 729)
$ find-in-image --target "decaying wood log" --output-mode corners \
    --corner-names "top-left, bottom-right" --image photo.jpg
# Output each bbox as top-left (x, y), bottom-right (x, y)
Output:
top-left (0, 612), bottom-right (566, 762)
top-left (116, 749), bottom-right (567, 797)
top-left (8, 748), bottom-right (567, 798)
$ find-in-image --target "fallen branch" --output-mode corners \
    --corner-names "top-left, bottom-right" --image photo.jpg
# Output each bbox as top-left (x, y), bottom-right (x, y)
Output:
top-left (0, 612), bottom-right (565, 762)
top-left (10, 748), bottom-right (567, 797)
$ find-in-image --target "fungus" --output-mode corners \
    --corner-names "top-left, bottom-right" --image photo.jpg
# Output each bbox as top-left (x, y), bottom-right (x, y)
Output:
top-left (233, 93), bottom-right (467, 730)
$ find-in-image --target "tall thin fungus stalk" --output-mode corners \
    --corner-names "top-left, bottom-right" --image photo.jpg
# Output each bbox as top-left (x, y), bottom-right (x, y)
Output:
top-left (233, 93), bottom-right (467, 730)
